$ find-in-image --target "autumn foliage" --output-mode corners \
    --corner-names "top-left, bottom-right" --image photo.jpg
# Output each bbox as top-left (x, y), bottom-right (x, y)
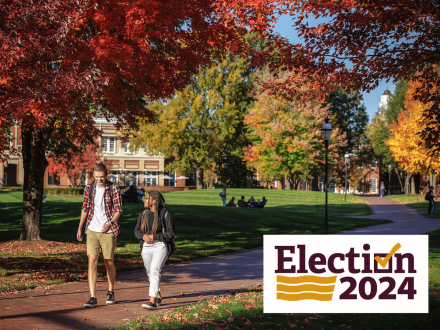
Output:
top-left (215, 0), bottom-right (440, 153)
top-left (244, 71), bottom-right (345, 186)
top-left (387, 80), bottom-right (440, 175)
top-left (46, 143), bottom-right (101, 187)
top-left (0, 0), bottom-right (242, 239)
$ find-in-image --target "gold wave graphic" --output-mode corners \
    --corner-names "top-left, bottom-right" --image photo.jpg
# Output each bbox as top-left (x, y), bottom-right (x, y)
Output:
top-left (277, 275), bottom-right (337, 285)
top-left (277, 284), bottom-right (335, 293)
top-left (276, 275), bottom-right (337, 301)
top-left (277, 292), bottom-right (333, 301)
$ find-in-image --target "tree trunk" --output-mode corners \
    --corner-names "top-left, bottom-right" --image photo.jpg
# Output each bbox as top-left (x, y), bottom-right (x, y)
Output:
top-left (20, 125), bottom-right (53, 240)
top-left (196, 168), bottom-right (203, 189)
top-left (395, 169), bottom-right (405, 193)
top-left (404, 172), bottom-right (412, 195)
top-left (246, 170), bottom-right (253, 188)
top-left (410, 175), bottom-right (416, 194)
top-left (286, 175), bottom-right (293, 190)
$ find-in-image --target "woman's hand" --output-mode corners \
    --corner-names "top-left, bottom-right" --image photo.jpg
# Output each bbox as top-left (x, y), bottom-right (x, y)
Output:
top-left (143, 234), bottom-right (153, 243)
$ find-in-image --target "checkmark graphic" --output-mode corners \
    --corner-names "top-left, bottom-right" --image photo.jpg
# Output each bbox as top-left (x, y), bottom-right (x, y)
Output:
top-left (374, 243), bottom-right (402, 268)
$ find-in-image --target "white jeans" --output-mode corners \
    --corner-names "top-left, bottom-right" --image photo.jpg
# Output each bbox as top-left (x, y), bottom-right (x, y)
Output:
top-left (141, 241), bottom-right (167, 297)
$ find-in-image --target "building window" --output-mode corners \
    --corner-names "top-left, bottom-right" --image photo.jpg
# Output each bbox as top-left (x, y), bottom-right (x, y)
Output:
top-left (274, 180), bottom-right (278, 188)
top-left (329, 177), bottom-right (336, 193)
top-left (168, 171), bottom-right (176, 187)
top-left (123, 142), bottom-right (133, 154)
top-left (371, 161), bottom-right (378, 169)
top-left (318, 177), bottom-right (324, 192)
top-left (371, 178), bottom-right (378, 194)
top-left (102, 137), bottom-right (115, 153)
top-left (144, 171), bottom-right (158, 186)
top-left (48, 175), bottom-right (56, 185)
top-left (125, 171), bottom-right (138, 186)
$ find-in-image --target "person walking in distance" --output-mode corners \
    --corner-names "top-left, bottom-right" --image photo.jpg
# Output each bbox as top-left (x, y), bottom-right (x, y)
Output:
top-left (379, 181), bottom-right (386, 198)
top-left (134, 190), bottom-right (175, 310)
top-left (77, 163), bottom-right (123, 308)
top-left (426, 186), bottom-right (436, 215)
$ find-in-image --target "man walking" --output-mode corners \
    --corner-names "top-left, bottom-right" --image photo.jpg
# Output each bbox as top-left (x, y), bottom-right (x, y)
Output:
top-left (77, 163), bottom-right (123, 308)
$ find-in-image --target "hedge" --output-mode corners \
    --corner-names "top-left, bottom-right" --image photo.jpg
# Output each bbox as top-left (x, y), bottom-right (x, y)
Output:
top-left (44, 187), bottom-right (84, 196)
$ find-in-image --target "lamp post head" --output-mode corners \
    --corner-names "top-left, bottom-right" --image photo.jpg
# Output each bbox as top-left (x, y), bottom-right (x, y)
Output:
top-left (344, 153), bottom-right (350, 164)
top-left (321, 117), bottom-right (332, 142)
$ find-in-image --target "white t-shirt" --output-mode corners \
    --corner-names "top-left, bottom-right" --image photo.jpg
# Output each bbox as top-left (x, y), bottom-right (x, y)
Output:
top-left (88, 186), bottom-right (113, 233)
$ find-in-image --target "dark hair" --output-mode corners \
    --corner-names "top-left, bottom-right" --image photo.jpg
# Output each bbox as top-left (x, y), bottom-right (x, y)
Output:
top-left (93, 163), bottom-right (107, 174)
top-left (430, 186), bottom-right (434, 190)
top-left (141, 190), bottom-right (166, 234)
top-left (241, 195), bottom-right (245, 200)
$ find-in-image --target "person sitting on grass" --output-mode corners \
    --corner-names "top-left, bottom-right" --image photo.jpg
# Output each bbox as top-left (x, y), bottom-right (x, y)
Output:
top-left (227, 197), bottom-right (237, 207)
top-left (247, 196), bottom-right (255, 207)
top-left (237, 196), bottom-right (247, 207)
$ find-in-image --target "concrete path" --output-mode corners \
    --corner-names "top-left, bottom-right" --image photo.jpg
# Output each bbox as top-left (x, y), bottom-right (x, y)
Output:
top-left (338, 196), bottom-right (440, 235)
top-left (1, 196), bottom-right (440, 329)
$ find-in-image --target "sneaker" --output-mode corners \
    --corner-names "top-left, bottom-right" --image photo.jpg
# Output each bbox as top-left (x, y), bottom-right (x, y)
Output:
top-left (106, 291), bottom-right (115, 304)
top-left (156, 297), bottom-right (162, 306)
top-left (84, 297), bottom-right (97, 308)
top-left (142, 301), bottom-right (157, 310)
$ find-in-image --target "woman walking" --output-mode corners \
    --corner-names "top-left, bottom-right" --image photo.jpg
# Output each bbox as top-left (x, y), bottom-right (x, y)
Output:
top-left (380, 181), bottom-right (386, 197)
top-left (134, 190), bottom-right (175, 309)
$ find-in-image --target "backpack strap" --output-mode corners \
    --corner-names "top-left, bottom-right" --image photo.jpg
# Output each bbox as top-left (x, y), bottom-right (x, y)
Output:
top-left (88, 181), bottom-right (96, 203)
top-left (162, 210), bottom-right (168, 233)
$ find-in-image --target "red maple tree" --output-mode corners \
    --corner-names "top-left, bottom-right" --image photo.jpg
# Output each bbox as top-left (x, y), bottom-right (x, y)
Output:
top-left (46, 143), bottom-right (101, 187)
top-left (0, 0), bottom-right (242, 239)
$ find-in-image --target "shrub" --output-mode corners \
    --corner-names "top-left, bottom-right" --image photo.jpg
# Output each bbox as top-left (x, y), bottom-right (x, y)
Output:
top-left (8, 187), bottom-right (23, 191)
top-left (44, 187), bottom-right (84, 195)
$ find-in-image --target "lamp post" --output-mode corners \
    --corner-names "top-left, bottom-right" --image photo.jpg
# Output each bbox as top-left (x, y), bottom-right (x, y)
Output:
top-left (388, 165), bottom-right (391, 195)
top-left (322, 117), bottom-right (332, 232)
top-left (344, 153), bottom-right (350, 203)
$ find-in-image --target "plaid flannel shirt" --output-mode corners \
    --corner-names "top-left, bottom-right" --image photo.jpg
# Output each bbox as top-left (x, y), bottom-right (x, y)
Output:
top-left (81, 180), bottom-right (123, 236)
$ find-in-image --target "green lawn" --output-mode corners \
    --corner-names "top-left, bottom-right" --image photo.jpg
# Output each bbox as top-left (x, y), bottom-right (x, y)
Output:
top-left (0, 189), bottom-right (389, 293)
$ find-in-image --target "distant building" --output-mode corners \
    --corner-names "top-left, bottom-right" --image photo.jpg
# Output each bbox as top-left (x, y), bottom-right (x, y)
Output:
top-left (1, 119), bottom-right (195, 189)
top-left (379, 89), bottom-right (391, 110)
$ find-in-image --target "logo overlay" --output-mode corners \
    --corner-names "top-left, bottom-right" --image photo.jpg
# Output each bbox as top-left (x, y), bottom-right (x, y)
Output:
top-left (264, 235), bottom-right (428, 313)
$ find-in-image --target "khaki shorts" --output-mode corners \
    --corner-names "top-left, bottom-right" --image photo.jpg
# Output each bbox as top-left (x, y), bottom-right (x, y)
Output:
top-left (86, 228), bottom-right (117, 260)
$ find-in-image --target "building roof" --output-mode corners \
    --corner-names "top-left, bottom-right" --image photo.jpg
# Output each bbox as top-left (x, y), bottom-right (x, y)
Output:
top-left (382, 89), bottom-right (391, 96)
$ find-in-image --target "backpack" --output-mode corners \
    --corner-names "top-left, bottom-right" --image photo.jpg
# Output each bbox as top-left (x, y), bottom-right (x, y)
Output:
top-left (161, 210), bottom-right (176, 257)
top-left (425, 191), bottom-right (431, 201)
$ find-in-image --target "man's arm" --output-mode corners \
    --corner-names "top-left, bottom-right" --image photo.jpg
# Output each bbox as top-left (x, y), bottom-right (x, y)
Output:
top-left (77, 211), bottom-right (88, 241)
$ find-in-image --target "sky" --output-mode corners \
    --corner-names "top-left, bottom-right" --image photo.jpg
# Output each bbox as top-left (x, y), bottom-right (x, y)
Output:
top-left (273, 15), bottom-right (395, 122)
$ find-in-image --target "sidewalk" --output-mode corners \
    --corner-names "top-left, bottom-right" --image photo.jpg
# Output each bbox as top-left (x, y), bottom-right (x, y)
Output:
top-left (338, 195), bottom-right (440, 235)
top-left (0, 249), bottom-right (263, 330)
top-left (1, 196), bottom-right (440, 329)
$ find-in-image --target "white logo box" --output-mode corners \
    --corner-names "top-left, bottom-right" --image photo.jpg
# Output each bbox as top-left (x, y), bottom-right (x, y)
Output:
top-left (263, 235), bottom-right (428, 313)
